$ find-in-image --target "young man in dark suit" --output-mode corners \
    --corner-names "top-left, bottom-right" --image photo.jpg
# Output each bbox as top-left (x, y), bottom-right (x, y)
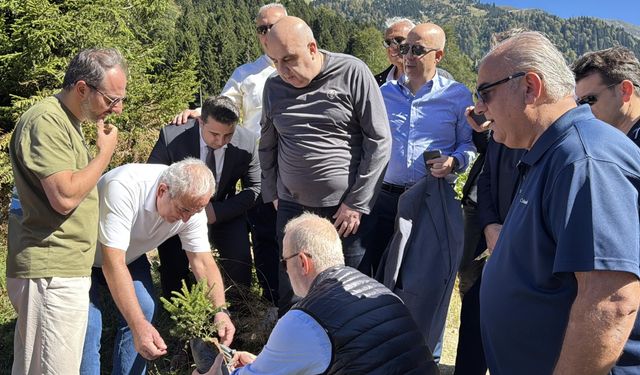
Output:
top-left (148, 96), bottom-right (260, 298)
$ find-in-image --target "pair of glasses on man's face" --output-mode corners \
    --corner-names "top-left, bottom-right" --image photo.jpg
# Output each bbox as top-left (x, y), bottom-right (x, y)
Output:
top-left (280, 252), bottom-right (312, 272)
top-left (256, 24), bottom-right (273, 35)
top-left (398, 44), bottom-right (439, 57)
top-left (576, 82), bottom-right (619, 106)
top-left (474, 72), bottom-right (526, 104)
top-left (382, 36), bottom-right (405, 48)
top-left (86, 83), bottom-right (126, 110)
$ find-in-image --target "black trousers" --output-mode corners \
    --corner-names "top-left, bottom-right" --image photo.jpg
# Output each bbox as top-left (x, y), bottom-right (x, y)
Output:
top-left (361, 189), bottom-right (400, 278)
top-left (247, 196), bottom-right (280, 305)
top-left (454, 204), bottom-right (487, 375)
top-left (157, 214), bottom-right (252, 299)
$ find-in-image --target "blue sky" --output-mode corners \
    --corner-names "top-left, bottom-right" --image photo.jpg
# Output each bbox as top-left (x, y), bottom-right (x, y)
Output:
top-left (479, 0), bottom-right (640, 26)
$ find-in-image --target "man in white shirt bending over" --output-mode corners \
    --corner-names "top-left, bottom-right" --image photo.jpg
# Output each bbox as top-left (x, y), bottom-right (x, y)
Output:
top-left (80, 158), bottom-right (235, 375)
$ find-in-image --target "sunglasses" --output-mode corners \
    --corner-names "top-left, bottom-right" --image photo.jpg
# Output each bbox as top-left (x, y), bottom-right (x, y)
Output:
top-left (398, 44), bottom-right (439, 57)
top-left (256, 24), bottom-right (274, 35)
top-left (86, 83), bottom-right (126, 109)
top-left (280, 252), bottom-right (312, 272)
top-left (576, 82), bottom-right (619, 106)
top-left (382, 36), bottom-right (405, 49)
top-left (474, 72), bottom-right (526, 104)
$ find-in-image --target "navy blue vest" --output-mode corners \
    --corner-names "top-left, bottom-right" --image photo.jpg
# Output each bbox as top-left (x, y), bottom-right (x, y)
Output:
top-left (293, 266), bottom-right (438, 375)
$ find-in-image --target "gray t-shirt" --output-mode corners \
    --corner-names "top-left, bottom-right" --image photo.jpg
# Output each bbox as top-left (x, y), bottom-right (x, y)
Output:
top-left (260, 51), bottom-right (390, 214)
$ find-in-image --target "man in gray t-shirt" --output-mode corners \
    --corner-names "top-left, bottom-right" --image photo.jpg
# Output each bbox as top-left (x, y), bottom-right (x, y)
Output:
top-left (261, 16), bottom-right (391, 313)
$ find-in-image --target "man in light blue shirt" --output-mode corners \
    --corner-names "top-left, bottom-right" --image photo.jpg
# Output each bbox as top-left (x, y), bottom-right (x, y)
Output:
top-left (362, 23), bottom-right (475, 276)
top-left (196, 213), bottom-right (437, 375)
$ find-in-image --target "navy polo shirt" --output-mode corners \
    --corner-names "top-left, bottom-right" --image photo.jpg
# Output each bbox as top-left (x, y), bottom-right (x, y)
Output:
top-left (480, 105), bottom-right (640, 375)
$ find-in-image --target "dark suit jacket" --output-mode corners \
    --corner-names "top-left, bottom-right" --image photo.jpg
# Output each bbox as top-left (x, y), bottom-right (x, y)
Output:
top-left (148, 119), bottom-right (260, 223)
top-left (379, 174), bottom-right (464, 351)
top-left (476, 137), bottom-right (525, 231)
top-left (461, 130), bottom-right (490, 207)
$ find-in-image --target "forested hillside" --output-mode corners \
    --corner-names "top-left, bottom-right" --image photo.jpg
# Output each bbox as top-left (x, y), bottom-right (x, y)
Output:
top-left (1, 0), bottom-right (636, 212)
top-left (0, 0), bottom-right (432, 211)
top-left (312, 0), bottom-right (640, 62)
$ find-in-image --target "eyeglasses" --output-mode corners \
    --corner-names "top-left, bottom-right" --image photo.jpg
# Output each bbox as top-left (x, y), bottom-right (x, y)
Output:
top-left (382, 36), bottom-right (405, 49)
top-left (280, 252), bottom-right (312, 272)
top-left (474, 72), bottom-right (526, 104)
top-left (256, 24), bottom-right (274, 35)
top-left (86, 83), bottom-right (126, 109)
top-left (398, 44), bottom-right (439, 57)
top-left (576, 82), bottom-right (619, 106)
top-left (172, 198), bottom-right (204, 216)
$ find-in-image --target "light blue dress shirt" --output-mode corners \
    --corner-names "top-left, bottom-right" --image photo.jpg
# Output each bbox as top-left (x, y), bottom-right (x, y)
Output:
top-left (232, 309), bottom-right (331, 374)
top-left (381, 72), bottom-right (476, 186)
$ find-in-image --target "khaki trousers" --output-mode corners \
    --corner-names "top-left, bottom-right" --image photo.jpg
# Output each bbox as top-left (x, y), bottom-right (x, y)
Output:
top-left (7, 276), bottom-right (90, 375)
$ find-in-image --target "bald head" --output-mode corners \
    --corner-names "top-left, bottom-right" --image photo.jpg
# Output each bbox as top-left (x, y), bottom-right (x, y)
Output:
top-left (284, 213), bottom-right (344, 274)
top-left (269, 16), bottom-right (314, 45)
top-left (409, 23), bottom-right (446, 50)
top-left (266, 16), bottom-right (323, 88)
top-left (403, 23), bottom-right (446, 91)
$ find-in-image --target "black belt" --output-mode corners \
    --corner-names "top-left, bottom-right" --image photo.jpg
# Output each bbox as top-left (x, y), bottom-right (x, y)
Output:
top-left (381, 182), bottom-right (410, 195)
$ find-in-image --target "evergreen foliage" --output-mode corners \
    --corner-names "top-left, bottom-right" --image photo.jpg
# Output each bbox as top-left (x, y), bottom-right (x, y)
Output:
top-left (348, 26), bottom-right (389, 75)
top-left (0, 0), bottom-right (199, 214)
top-left (160, 279), bottom-right (221, 341)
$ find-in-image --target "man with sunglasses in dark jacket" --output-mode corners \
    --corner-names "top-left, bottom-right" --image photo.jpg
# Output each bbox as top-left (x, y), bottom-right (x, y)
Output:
top-left (374, 18), bottom-right (452, 87)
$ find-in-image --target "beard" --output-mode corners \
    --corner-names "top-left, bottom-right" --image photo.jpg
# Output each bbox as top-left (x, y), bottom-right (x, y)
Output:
top-left (80, 98), bottom-right (103, 123)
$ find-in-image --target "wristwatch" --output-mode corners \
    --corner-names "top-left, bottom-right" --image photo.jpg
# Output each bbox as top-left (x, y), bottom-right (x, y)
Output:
top-left (452, 157), bottom-right (459, 171)
top-left (219, 307), bottom-right (231, 318)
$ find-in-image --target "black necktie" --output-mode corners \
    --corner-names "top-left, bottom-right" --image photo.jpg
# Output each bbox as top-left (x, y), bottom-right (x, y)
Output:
top-left (206, 146), bottom-right (217, 180)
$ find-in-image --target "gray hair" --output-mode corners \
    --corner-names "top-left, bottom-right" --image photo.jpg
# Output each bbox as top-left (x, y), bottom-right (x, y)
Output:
top-left (385, 17), bottom-right (415, 29)
top-left (284, 213), bottom-right (344, 272)
top-left (159, 158), bottom-right (215, 201)
top-left (490, 28), bottom-right (528, 48)
top-left (201, 96), bottom-right (240, 125)
top-left (62, 48), bottom-right (127, 90)
top-left (481, 31), bottom-right (575, 101)
top-left (257, 3), bottom-right (287, 18)
top-left (572, 46), bottom-right (640, 96)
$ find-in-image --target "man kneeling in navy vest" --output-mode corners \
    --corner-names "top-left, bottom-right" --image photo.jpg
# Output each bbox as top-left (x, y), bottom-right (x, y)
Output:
top-left (198, 212), bottom-right (438, 375)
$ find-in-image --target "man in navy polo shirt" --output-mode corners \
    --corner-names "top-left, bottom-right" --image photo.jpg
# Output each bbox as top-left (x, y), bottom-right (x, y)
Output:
top-left (476, 31), bottom-right (640, 375)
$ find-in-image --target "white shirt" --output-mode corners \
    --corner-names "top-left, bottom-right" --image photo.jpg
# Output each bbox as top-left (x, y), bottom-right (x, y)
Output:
top-left (220, 55), bottom-right (276, 137)
top-left (93, 163), bottom-right (210, 267)
top-left (199, 128), bottom-right (226, 185)
top-left (385, 65), bottom-right (398, 82)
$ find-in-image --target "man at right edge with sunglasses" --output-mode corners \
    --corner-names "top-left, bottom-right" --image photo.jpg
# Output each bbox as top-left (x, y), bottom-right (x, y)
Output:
top-left (572, 46), bottom-right (640, 148)
top-left (477, 31), bottom-right (640, 374)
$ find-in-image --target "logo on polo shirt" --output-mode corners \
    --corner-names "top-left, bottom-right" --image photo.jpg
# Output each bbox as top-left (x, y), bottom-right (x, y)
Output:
top-left (519, 197), bottom-right (529, 205)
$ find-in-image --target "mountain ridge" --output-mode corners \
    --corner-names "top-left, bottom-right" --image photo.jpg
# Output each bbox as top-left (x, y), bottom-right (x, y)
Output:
top-left (311, 0), bottom-right (640, 62)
